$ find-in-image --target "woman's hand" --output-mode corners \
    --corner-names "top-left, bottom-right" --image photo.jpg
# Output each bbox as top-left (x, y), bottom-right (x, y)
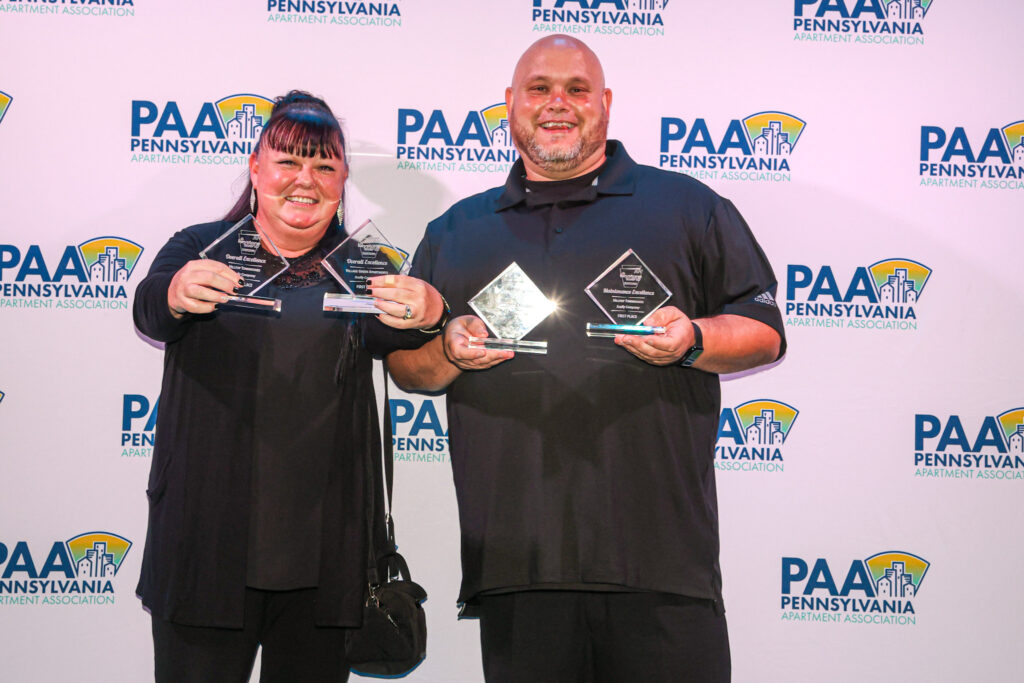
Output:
top-left (167, 259), bottom-right (242, 318)
top-left (368, 274), bottom-right (445, 330)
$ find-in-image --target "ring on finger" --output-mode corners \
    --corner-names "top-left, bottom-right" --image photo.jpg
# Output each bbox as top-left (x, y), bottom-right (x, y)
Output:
top-left (403, 304), bottom-right (412, 320)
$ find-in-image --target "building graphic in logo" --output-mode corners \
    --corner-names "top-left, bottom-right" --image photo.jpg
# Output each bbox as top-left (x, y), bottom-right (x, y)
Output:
top-left (786, 258), bottom-right (931, 331)
top-left (716, 399), bottom-right (798, 473)
top-left (915, 408), bottom-right (1024, 481)
top-left (397, 103), bottom-right (519, 174)
top-left (1000, 408), bottom-right (1024, 454)
top-left (79, 237), bottom-right (144, 283)
top-left (67, 533), bottom-right (132, 578)
top-left (869, 259), bottom-right (930, 304)
top-left (781, 550), bottom-right (927, 625)
top-left (481, 104), bottom-right (513, 148)
top-left (0, 91), bottom-right (11, 127)
top-left (266, 0), bottom-right (402, 28)
top-left (0, 531), bottom-right (133, 606)
top-left (865, 552), bottom-right (929, 599)
top-left (130, 93), bottom-right (274, 165)
top-left (531, 0), bottom-right (669, 38)
top-left (217, 94), bottom-right (271, 140)
top-left (920, 120), bottom-right (1024, 190)
top-left (659, 112), bottom-right (805, 183)
top-left (793, 0), bottom-right (933, 46)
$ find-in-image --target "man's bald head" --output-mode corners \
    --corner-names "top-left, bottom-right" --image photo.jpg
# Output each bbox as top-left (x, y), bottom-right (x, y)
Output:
top-left (511, 35), bottom-right (606, 93)
top-left (505, 35), bottom-right (612, 180)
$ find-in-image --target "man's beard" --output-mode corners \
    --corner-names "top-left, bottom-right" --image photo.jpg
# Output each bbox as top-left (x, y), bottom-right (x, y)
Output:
top-left (512, 116), bottom-right (607, 174)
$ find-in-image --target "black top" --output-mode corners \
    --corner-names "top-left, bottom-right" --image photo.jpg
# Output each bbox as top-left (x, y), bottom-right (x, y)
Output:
top-left (409, 141), bottom-right (785, 608)
top-left (134, 219), bottom-right (431, 627)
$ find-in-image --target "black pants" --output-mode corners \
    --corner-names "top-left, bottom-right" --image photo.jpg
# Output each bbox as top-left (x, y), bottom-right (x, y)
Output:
top-left (152, 587), bottom-right (350, 683)
top-left (478, 591), bottom-right (731, 683)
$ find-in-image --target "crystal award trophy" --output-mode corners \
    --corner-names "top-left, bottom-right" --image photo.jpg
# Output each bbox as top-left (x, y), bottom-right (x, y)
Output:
top-left (585, 249), bottom-right (671, 338)
top-left (321, 219), bottom-right (410, 313)
top-left (199, 215), bottom-right (288, 313)
top-left (467, 263), bottom-right (555, 355)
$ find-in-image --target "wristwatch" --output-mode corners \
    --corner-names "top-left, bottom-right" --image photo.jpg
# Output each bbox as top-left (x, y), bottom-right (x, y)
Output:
top-left (680, 322), bottom-right (703, 367)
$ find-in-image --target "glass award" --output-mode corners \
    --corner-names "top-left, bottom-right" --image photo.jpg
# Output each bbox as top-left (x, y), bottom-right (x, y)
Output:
top-left (321, 219), bottom-right (410, 313)
top-left (584, 249), bottom-right (671, 338)
top-left (467, 263), bottom-right (554, 355)
top-left (199, 214), bottom-right (288, 313)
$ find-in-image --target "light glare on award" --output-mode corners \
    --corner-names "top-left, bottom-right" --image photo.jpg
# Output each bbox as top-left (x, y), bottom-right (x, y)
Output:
top-left (468, 263), bottom-right (555, 355)
top-left (321, 219), bottom-right (410, 313)
top-left (199, 215), bottom-right (288, 313)
top-left (585, 249), bottom-right (671, 338)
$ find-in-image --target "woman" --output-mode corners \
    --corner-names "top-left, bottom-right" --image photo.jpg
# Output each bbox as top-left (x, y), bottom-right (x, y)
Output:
top-left (133, 91), bottom-right (445, 682)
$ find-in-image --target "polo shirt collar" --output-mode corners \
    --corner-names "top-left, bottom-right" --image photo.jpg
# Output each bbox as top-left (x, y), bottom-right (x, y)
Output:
top-left (495, 140), bottom-right (637, 212)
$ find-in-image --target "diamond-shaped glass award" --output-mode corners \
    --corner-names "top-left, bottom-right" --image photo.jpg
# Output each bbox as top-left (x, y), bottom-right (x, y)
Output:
top-left (467, 263), bottom-right (554, 354)
top-left (321, 219), bottom-right (410, 313)
top-left (584, 249), bottom-right (671, 338)
top-left (199, 214), bottom-right (288, 313)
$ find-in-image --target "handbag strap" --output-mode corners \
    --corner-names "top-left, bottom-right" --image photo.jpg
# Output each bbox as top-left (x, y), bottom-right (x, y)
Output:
top-left (364, 360), bottom-right (398, 587)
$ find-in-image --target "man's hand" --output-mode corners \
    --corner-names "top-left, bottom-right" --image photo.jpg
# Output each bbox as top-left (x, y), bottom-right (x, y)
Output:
top-left (615, 305), bottom-right (694, 366)
top-left (167, 259), bottom-right (242, 318)
top-left (443, 315), bottom-right (514, 371)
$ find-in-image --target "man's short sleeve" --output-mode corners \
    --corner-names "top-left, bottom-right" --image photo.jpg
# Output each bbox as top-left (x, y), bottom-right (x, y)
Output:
top-left (700, 197), bottom-right (786, 358)
top-left (408, 225), bottom-right (435, 284)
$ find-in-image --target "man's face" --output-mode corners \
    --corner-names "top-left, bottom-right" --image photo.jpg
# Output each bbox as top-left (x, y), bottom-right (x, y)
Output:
top-left (506, 40), bottom-right (611, 180)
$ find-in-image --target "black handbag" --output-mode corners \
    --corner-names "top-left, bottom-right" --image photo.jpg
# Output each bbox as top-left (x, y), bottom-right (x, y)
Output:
top-left (345, 365), bottom-right (427, 677)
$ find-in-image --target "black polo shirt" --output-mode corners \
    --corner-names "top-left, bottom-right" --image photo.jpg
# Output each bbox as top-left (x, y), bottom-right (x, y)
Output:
top-left (410, 141), bottom-right (785, 608)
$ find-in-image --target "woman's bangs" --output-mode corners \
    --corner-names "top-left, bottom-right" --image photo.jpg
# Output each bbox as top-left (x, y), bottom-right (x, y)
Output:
top-left (261, 110), bottom-right (343, 159)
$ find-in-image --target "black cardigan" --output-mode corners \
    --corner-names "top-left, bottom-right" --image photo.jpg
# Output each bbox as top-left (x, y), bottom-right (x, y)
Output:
top-left (133, 220), bottom-right (429, 627)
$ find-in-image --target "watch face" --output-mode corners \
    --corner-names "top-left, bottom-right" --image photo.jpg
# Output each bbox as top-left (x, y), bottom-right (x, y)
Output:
top-left (682, 346), bottom-right (703, 367)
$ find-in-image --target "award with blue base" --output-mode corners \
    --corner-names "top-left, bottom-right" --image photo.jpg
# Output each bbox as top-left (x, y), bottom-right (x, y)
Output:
top-left (585, 249), bottom-right (671, 338)
top-left (321, 219), bottom-right (410, 313)
top-left (199, 214), bottom-right (288, 313)
top-left (467, 263), bottom-right (554, 355)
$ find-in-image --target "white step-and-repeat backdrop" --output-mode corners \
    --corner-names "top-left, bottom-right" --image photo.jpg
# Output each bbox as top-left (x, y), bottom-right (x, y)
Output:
top-left (1, 1), bottom-right (1021, 681)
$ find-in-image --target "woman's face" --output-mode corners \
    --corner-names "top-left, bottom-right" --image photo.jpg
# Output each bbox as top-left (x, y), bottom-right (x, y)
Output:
top-left (249, 145), bottom-right (347, 248)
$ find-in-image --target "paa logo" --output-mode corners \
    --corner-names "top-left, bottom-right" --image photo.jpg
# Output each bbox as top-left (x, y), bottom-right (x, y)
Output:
top-left (531, 0), bottom-right (669, 38)
top-left (914, 408), bottom-right (1024, 481)
top-left (0, 532), bottom-right (132, 606)
top-left (130, 93), bottom-right (273, 165)
top-left (0, 237), bottom-right (143, 311)
top-left (659, 112), bottom-right (805, 183)
top-left (0, 0), bottom-right (136, 18)
top-left (793, 0), bottom-right (933, 45)
top-left (0, 91), bottom-right (11, 127)
top-left (716, 399), bottom-right (799, 473)
top-left (122, 394), bottom-right (158, 458)
top-left (781, 550), bottom-right (928, 625)
top-left (785, 258), bottom-right (930, 331)
top-left (919, 121), bottom-right (1024, 190)
top-left (396, 103), bottom-right (519, 175)
top-left (390, 397), bottom-right (449, 464)
top-left (266, 0), bottom-right (402, 28)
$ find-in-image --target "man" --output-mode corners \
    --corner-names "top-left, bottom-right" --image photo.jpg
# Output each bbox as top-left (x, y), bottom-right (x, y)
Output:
top-left (386, 35), bottom-right (785, 682)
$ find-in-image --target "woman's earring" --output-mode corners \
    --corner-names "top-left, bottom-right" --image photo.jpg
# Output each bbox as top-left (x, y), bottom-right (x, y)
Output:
top-left (336, 202), bottom-right (344, 226)
top-left (249, 187), bottom-right (256, 214)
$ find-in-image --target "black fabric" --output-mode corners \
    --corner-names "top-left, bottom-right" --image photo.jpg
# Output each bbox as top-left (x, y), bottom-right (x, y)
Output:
top-left (477, 591), bottom-right (730, 683)
top-left (134, 219), bottom-right (432, 627)
top-left (151, 587), bottom-right (351, 683)
top-left (522, 163), bottom-right (603, 206)
top-left (408, 141), bottom-right (785, 608)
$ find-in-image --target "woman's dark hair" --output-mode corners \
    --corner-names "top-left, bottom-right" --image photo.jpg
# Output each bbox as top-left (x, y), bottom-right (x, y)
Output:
top-left (224, 90), bottom-right (347, 222)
